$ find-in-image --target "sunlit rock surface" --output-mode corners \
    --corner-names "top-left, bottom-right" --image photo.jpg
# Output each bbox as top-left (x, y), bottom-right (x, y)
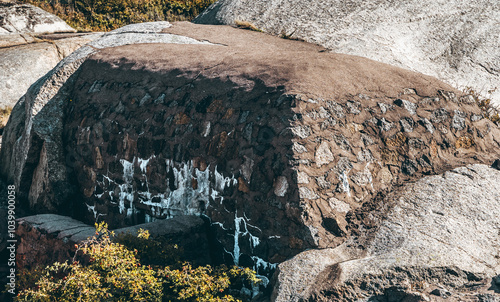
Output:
top-left (195, 0), bottom-right (500, 109)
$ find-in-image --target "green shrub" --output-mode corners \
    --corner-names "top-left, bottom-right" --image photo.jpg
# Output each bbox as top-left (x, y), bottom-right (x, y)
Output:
top-left (20, 0), bottom-right (217, 32)
top-left (16, 223), bottom-right (261, 302)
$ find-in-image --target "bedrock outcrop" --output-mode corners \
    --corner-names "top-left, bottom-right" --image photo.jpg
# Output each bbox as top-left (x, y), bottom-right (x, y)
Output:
top-left (271, 164), bottom-right (500, 302)
top-left (1, 21), bottom-right (500, 277)
top-left (195, 0), bottom-right (500, 109)
top-left (0, 32), bottom-right (102, 111)
top-left (0, 2), bottom-right (102, 113)
top-left (0, 2), bottom-right (74, 35)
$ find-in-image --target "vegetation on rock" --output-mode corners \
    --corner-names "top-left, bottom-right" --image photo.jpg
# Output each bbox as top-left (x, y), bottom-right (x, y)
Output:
top-left (0, 107), bottom-right (12, 133)
top-left (19, 0), bottom-right (217, 31)
top-left (15, 223), bottom-right (260, 301)
top-left (464, 87), bottom-right (500, 125)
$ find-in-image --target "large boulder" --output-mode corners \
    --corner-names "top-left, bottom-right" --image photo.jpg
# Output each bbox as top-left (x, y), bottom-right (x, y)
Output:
top-left (0, 2), bottom-right (97, 113)
top-left (195, 0), bottom-right (500, 110)
top-left (272, 164), bottom-right (500, 301)
top-left (0, 33), bottom-right (102, 111)
top-left (1, 21), bottom-right (500, 279)
top-left (0, 2), bottom-right (75, 34)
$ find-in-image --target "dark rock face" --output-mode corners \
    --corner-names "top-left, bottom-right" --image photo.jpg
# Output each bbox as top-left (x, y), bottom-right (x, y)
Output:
top-left (2, 22), bottom-right (500, 279)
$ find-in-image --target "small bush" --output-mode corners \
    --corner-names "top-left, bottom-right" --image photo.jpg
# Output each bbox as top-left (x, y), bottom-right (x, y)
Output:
top-left (20, 0), bottom-right (217, 32)
top-left (16, 223), bottom-right (260, 302)
top-left (16, 223), bottom-right (162, 301)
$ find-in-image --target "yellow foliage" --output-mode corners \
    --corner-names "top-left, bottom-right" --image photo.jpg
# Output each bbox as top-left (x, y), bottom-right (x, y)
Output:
top-left (16, 223), bottom-right (261, 302)
top-left (20, 0), bottom-right (217, 32)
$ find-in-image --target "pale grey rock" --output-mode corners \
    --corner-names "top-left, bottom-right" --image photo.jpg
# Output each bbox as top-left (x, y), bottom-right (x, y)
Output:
top-left (291, 125), bottom-right (311, 138)
top-left (273, 176), bottom-right (289, 197)
top-left (270, 247), bottom-right (355, 302)
top-left (400, 117), bottom-right (415, 133)
top-left (431, 108), bottom-right (449, 123)
top-left (0, 3), bottom-right (75, 34)
top-left (0, 33), bottom-right (101, 110)
top-left (0, 32), bottom-right (36, 48)
top-left (314, 141), bottom-right (334, 167)
top-left (17, 214), bottom-right (95, 243)
top-left (378, 102), bottom-right (393, 114)
top-left (292, 142), bottom-right (307, 154)
top-left (272, 164), bottom-right (500, 301)
top-left (296, 171), bottom-right (309, 184)
top-left (378, 117), bottom-right (394, 131)
top-left (298, 187), bottom-right (319, 200)
top-left (195, 0), bottom-right (500, 109)
top-left (395, 98), bottom-right (417, 115)
top-left (420, 118), bottom-right (434, 133)
top-left (452, 109), bottom-right (467, 130)
top-left (0, 21), bottom-right (218, 207)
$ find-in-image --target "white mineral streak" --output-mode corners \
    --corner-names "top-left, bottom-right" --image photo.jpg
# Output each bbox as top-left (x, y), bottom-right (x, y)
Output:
top-left (214, 166), bottom-right (238, 204)
top-left (92, 157), bottom-right (237, 219)
top-left (85, 203), bottom-right (106, 220)
top-left (202, 121), bottom-right (211, 137)
top-left (366, 163), bottom-right (374, 190)
top-left (252, 256), bottom-right (278, 288)
top-left (339, 170), bottom-right (351, 197)
top-left (119, 158), bottom-right (136, 217)
top-left (232, 213), bottom-right (261, 265)
top-left (228, 213), bottom-right (277, 289)
top-left (92, 157), bottom-right (278, 287)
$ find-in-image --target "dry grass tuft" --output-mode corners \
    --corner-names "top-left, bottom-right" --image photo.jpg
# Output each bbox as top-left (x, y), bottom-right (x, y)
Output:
top-left (464, 87), bottom-right (499, 126)
top-left (234, 20), bottom-right (262, 32)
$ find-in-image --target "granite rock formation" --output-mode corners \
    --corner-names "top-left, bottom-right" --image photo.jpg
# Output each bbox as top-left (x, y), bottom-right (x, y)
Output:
top-left (195, 0), bottom-right (500, 109)
top-left (0, 32), bottom-right (102, 111)
top-left (0, 2), bottom-right (74, 34)
top-left (272, 164), bottom-right (500, 301)
top-left (2, 21), bottom-right (500, 281)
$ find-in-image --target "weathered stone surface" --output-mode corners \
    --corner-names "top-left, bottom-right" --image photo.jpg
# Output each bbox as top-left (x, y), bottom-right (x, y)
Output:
top-left (16, 214), bottom-right (209, 270)
top-left (2, 21), bottom-right (500, 281)
top-left (272, 164), bottom-right (500, 301)
top-left (195, 0), bottom-right (500, 109)
top-left (16, 214), bottom-right (94, 270)
top-left (0, 2), bottom-right (74, 34)
top-left (0, 33), bottom-right (101, 110)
